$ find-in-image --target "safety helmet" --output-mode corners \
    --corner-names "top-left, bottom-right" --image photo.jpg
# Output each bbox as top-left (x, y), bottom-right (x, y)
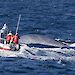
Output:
top-left (8, 32), bottom-right (12, 35)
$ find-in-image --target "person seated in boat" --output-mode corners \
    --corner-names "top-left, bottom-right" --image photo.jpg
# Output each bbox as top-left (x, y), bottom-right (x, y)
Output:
top-left (13, 33), bottom-right (20, 44)
top-left (6, 32), bottom-right (14, 44)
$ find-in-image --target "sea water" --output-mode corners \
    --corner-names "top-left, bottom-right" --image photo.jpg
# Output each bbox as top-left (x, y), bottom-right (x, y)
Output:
top-left (0, 0), bottom-right (75, 75)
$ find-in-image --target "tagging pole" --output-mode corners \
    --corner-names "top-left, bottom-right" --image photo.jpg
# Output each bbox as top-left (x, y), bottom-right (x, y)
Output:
top-left (16, 14), bottom-right (21, 34)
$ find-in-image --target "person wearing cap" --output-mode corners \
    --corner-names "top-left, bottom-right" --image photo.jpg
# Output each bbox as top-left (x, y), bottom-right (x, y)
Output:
top-left (6, 32), bottom-right (13, 44)
top-left (13, 33), bottom-right (20, 44)
top-left (0, 23), bottom-right (8, 38)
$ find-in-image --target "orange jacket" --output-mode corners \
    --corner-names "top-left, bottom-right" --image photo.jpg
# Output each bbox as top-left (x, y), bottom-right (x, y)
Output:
top-left (6, 35), bottom-right (11, 42)
top-left (13, 35), bottom-right (20, 44)
top-left (10, 35), bottom-right (14, 42)
top-left (6, 35), bottom-right (14, 42)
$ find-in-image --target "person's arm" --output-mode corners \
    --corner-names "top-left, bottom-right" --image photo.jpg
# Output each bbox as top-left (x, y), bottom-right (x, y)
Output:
top-left (17, 35), bottom-right (20, 39)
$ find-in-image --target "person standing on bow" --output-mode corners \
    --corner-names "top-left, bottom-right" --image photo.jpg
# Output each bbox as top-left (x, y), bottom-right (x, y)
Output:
top-left (13, 33), bottom-right (20, 44)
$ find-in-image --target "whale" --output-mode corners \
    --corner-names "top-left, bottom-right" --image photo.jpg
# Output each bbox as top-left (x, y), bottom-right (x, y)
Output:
top-left (19, 34), bottom-right (68, 48)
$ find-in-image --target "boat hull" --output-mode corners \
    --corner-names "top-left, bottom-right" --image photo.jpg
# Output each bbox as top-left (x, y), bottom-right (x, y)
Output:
top-left (0, 43), bottom-right (11, 50)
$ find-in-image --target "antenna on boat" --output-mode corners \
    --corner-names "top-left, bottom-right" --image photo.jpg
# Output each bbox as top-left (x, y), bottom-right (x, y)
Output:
top-left (16, 14), bottom-right (21, 34)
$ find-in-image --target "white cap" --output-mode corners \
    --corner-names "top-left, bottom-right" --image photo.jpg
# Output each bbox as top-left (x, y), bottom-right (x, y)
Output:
top-left (2, 23), bottom-right (7, 29)
top-left (4, 23), bottom-right (6, 26)
top-left (8, 32), bottom-right (12, 35)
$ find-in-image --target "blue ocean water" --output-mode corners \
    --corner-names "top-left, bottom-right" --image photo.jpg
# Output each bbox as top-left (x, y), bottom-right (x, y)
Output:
top-left (0, 0), bottom-right (75, 75)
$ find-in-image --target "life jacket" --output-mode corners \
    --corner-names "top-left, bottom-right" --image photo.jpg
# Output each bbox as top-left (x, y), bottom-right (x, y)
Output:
top-left (10, 35), bottom-right (14, 43)
top-left (6, 35), bottom-right (11, 42)
top-left (13, 35), bottom-right (19, 44)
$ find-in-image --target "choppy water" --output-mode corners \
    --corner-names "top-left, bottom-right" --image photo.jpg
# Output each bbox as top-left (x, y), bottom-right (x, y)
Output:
top-left (0, 0), bottom-right (75, 75)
